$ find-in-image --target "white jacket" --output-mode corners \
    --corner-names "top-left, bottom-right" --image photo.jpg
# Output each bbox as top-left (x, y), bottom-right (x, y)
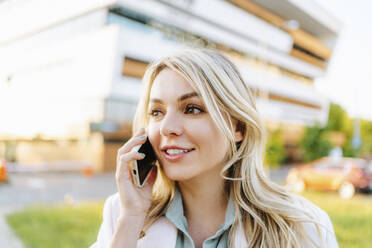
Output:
top-left (90, 193), bottom-right (338, 248)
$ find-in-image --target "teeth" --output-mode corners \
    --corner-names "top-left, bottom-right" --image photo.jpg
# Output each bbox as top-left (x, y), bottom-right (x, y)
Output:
top-left (166, 149), bottom-right (192, 155)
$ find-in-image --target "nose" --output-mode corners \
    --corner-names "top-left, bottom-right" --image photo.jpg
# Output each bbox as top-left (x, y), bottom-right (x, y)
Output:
top-left (160, 109), bottom-right (183, 137)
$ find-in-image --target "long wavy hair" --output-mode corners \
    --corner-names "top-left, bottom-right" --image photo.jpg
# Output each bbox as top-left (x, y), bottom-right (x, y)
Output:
top-left (132, 49), bottom-right (325, 247)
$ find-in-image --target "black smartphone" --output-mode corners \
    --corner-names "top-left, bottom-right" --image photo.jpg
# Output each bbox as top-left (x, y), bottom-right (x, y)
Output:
top-left (131, 138), bottom-right (157, 187)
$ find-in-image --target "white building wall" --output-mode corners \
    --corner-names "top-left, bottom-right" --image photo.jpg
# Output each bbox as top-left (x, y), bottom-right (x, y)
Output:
top-left (0, 0), bottom-right (340, 139)
top-left (159, 0), bottom-right (293, 53)
top-left (0, 11), bottom-right (119, 138)
top-left (0, 0), bottom-right (115, 44)
top-left (105, 13), bottom-right (329, 126)
top-left (116, 0), bottom-right (325, 78)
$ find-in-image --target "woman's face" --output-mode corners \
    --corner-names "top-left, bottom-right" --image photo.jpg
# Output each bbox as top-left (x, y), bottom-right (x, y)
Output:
top-left (147, 68), bottom-right (240, 182)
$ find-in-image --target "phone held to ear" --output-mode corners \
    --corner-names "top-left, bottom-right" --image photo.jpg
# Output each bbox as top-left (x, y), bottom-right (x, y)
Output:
top-left (131, 138), bottom-right (157, 187)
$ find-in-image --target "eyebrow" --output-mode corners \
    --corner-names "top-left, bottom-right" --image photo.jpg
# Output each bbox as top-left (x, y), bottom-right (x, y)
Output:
top-left (149, 92), bottom-right (200, 104)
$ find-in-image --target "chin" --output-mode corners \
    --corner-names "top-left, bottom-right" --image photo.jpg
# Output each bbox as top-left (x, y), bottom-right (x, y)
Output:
top-left (162, 166), bottom-right (197, 182)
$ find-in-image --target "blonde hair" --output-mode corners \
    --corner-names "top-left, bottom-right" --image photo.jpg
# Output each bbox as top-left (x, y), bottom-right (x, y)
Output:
top-left (132, 49), bottom-right (325, 247)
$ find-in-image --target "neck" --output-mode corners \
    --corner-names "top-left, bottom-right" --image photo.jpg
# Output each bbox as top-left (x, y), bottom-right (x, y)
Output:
top-left (177, 168), bottom-right (229, 221)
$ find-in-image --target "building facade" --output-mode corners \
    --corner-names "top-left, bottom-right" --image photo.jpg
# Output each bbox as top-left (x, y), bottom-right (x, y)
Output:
top-left (0, 0), bottom-right (341, 171)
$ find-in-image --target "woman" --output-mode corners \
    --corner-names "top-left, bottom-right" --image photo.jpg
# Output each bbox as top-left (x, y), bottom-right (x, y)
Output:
top-left (91, 49), bottom-right (338, 248)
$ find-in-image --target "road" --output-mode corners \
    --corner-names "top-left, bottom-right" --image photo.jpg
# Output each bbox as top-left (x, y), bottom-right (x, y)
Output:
top-left (1, 172), bottom-right (117, 207)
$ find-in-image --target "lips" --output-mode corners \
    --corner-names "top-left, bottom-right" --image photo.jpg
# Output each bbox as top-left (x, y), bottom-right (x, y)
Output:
top-left (161, 146), bottom-right (195, 162)
top-left (162, 150), bottom-right (194, 162)
top-left (161, 145), bottom-right (194, 152)
top-left (164, 148), bottom-right (194, 155)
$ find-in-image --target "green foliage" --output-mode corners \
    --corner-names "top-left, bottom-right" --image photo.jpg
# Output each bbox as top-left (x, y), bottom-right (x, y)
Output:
top-left (300, 124), bottom-right (332, 162)
top-left (301, 101), bottom-right (372, 160)
top-left (265, 129), bottom-right (287, 167)
top-left (360, 120), bottom-right (372, 155)
top-left (301, 190), bottom-right (372, 248)
top-left (300, 103), bottom-right (367, 161)
top-left (342, 139), bottom-right (358, 157)
top-left (326, 103), bottom-right (348, 132)
top-left (289, 101), bottom-right (372, 162)
top-left (341, 117), bottom-right (355, 139)
top-left (7, 203), bottom-right (103, 248)
top-left (324, 103), bottom-right (372, 157)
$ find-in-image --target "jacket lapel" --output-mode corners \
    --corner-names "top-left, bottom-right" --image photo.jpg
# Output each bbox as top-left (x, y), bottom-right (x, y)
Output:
top-left (137, 217), bottom-right (248, 248)
top-left (137, 217), bottom-right (177, 248)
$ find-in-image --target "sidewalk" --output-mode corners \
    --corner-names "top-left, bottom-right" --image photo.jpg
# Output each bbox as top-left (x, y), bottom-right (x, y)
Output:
top-left (0, 206), bottom-right (25, 248)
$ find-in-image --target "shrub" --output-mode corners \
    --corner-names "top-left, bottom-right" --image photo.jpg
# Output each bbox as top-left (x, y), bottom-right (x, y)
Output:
top-left (265, 129), bottom-right (287, 167)
top-left (300, 124), bottom-right (332, 162)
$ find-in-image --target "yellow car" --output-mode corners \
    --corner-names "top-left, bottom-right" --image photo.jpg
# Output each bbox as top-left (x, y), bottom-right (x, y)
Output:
top-left (286, 157), bottom-right (372, 199)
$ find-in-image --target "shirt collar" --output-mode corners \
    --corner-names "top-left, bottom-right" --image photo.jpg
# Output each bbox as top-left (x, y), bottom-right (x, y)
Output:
top-left (166, 184), bottom-right (235, 233)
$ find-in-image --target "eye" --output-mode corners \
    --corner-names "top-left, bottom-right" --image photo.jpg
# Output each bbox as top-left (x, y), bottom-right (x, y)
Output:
top-left (184, 105), bottom-right (203, 115)
top-left (148, 109), bottom-right (163, 118)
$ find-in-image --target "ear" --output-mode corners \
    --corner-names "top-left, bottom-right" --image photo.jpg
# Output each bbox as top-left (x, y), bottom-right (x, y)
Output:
top-left (233, 119), bottom-right (243, 142)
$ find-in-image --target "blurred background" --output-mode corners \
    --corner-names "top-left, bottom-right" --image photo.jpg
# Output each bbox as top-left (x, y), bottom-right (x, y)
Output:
top-left (0, 0), bottom-right (371, 247)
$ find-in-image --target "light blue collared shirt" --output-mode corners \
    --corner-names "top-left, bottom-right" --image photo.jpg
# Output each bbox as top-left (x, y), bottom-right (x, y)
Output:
top-left (165, 186), bottom-right (235, 248)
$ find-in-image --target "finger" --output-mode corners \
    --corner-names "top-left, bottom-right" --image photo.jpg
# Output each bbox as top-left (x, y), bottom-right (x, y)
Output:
top-left (134, 127), bottom-right (145, 138)
top-left (136, 127), bottom-right (145, 135)
top-left (118, 133), bottom-right (148, 155)
top-left (117, 150), bottom-right (146, 169)
top-left (117, 127), bottom-right (145, 154)
top-left (116, 151), bottom-right (146, 180)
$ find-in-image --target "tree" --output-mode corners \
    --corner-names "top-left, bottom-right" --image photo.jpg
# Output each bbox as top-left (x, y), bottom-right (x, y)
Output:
top-left (326, 103), bottom-right (357, 157)
top-left (300, 124), bottom-right (332, 162)
top-left (360, 120), bottom-right (372, 155)
top-left (264, 129), bottom-right (287, 167)
top-left (325, 103), bottom-right (348, 132)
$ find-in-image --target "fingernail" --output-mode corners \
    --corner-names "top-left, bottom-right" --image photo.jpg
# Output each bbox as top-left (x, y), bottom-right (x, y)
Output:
top-left (139, 135), bottom-right (147, 139)
top-left (139, 153), bottom-right (146, 157)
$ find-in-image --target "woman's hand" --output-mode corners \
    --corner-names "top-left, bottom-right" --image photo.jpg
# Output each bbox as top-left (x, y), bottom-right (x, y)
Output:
top-left (115, 128), bottom-right (157, 218)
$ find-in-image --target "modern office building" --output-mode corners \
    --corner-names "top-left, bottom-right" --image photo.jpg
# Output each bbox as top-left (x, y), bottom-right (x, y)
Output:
top-left (0, 0), bottom-right (341, 171)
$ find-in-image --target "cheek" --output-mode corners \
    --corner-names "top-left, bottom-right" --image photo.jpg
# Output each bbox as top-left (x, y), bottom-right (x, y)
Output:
top-left (188, 120), bottom-right (225, 149)
top-left (147, 123), bottom-right (160, 145)
top-left (203, 122), bottom-right (228, 152)
top-left (147, 123), bottom-right (164, 160)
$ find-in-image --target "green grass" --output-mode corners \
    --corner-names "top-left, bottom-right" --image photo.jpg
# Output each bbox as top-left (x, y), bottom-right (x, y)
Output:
top-left (6, 203), bottom-right (103, 248)
top-left (301, 191), bottom-right (372, 248)
top-left (6, 192), bottom-right (372, 248)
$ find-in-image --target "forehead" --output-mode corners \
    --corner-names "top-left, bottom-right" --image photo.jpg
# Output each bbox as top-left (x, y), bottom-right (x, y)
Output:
top-left (150, 68), bottom-right (196, 97)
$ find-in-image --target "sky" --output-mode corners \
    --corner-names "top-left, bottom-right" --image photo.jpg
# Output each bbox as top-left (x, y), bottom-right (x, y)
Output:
top-left (313, 0), bottom-right (372, 120)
